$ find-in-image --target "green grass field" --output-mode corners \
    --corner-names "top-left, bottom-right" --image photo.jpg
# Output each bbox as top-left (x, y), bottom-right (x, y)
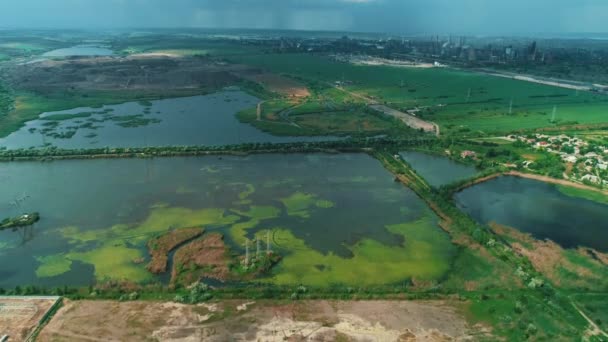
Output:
top-left (228, 53), bottom-right (608, 134)
top-left (572, 293), bottom-right (608, 332)
top-left (557, 185), bottom-right (608, 205)
top-left (467, 291), bottom-right (590, 340)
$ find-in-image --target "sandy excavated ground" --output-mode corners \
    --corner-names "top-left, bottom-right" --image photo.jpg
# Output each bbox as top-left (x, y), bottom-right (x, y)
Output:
top-left (38, 299), bottom-right (482, 341)
top-left (0, 296), bottom-right (59, 342)
top-left (369, 104), bottom-right (438, 134)
top-left (239, 72), bottom-right (311, 98)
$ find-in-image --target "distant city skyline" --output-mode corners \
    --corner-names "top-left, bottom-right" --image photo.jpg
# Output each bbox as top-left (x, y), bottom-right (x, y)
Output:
top-left (0, 0), bottom-right (607, 35)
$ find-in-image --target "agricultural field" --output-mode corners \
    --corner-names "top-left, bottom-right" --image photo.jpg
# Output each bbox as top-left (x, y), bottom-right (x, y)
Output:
top-left (228, 53), bottom-right (608, 135)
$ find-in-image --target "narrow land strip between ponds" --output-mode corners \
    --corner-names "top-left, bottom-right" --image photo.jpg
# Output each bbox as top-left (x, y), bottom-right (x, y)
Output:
top-left (454, 170), bottom-right (608, 196)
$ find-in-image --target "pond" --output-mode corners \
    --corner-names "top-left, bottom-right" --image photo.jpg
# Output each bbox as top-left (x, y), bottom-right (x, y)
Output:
top-left (0, 90), bottom-right (338, 149)
top-left (399, 151), bottom-right (477, 187)
top-left (455, 176), bottom-right (608, 252)
top-left (42, 45), bottom-right (114, 57)
top-left (0, 153), bottom-right (454, 288)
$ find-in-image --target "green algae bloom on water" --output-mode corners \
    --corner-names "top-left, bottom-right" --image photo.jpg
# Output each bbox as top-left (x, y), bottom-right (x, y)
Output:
top-left (0, 153), bottom-right (454, 287)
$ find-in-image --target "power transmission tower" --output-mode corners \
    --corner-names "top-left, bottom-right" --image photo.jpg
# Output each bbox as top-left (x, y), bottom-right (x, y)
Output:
top-left (509, 98), bottom-right (513, 115)
top-left (244, 238), bottom-right (250, 266)
top-left (551, 105), bottom-right (557, 123)
top-left (256, 238), bottom-right (260, 259)
top-left (266, 230), bottom-right (271, 255)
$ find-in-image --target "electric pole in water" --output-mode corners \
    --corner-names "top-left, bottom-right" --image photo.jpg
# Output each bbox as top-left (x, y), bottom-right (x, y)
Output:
top-left (244, 238), bottom-right (250, 266)
top-left (256, 238), bottom-right (260, 259)
top-left (266, 230), bottom-right (271, 254)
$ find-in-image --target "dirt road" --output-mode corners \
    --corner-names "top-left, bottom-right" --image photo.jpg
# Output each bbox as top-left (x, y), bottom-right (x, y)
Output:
top-left (370, 104), bottom-right (439, 135)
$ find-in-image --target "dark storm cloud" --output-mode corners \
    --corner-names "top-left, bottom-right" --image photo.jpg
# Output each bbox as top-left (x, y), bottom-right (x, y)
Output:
top-left (0, 0), bottom-right (606, 34)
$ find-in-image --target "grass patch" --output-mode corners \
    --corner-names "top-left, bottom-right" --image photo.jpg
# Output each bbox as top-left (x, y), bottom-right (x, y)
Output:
top-left (467, 291), bottom-right (589, 340)
top-left (556, 185), bottom-right (608, 205)
top-left (58, 207), bottom-right (240, 282)
top-left (229, 53), bottom-right (608, 134)
top-left (573, 293), bottom-right (608, 332)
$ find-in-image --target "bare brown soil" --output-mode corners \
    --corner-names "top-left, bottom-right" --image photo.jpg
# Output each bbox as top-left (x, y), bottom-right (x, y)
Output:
top-left (369, 104), bottom-right (438, 134)
top-left (147, 228), bottom-right (204, 274)
top-left (240, 71), bottom-right (310, 97)
top-left (0, 296), bottom-right (60, 341)
top-left (5, 55), bottom-right (250, 92)
top-left (171, 233), bottom-right (231, 285)
top-left (38, 299), bottom-right (483, 342)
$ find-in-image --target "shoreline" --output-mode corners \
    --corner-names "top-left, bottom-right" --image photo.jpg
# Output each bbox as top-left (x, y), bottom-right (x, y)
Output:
top-left (455, 170), bottom-right (608, 196)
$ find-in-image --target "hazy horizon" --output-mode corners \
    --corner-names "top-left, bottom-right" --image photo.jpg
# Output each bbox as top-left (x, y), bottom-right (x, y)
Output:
top-left (0, 0), bottom-right (607, 36)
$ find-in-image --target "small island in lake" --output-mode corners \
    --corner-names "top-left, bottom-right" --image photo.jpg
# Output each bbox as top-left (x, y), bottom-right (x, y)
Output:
top-left (0, 212), bottom-right (40, 230)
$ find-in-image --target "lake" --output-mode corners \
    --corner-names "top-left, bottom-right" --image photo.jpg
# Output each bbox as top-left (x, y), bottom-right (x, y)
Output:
top-left (0, 90), bottom-right (338, 149)
top-left (399, 151), bottom-right (477, 187)
top-left (42, 46), bottom-right (114, 57)
top-left (0, 153), bottom-right (453, 287)
top-left (455, 176), bottom-right (608, 252)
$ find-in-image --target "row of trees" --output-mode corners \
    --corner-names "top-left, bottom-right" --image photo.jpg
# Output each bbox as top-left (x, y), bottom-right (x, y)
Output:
top-left (0, 137), bottom-right (438, 161)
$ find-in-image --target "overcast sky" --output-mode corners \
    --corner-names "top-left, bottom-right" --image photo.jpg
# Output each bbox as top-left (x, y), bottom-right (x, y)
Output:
top-left (0, 0), bottom-right (606, 35)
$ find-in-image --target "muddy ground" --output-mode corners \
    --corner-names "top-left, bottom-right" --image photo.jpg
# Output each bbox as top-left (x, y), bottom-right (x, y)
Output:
top-left (3, 55), bottom-right (313, 100)
top-left (3, 55), bottom-right (251, 93)
top-left (38, 299), bottom-right (486, 341)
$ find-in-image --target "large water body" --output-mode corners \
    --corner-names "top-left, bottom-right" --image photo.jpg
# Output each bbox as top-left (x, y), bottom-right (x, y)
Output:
top-left (399, 151), bottom-right (478, 187)
top-left (0, 90), bottom-right (339, 149)
top-left (455, 176), bottom-right (608, 252)
top-left (0, 153), bottom-right (438, 287)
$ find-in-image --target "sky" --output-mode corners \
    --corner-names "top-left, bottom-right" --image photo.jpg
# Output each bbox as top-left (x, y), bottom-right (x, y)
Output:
top-left (0, 0), bottom-right (606, 35)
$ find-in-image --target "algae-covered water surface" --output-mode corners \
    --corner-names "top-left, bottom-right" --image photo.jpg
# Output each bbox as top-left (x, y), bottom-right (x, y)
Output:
top-left (0, 154), bottom-right (454, 287)
top-left (0, 90), bottom-right (338, 149)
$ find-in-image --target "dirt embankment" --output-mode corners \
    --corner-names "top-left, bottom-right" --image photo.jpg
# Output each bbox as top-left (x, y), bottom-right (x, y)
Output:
top-left (38, 299), bottom-right (483, 342)
top-left (506, 171), bottom-right (608, 195)
top-left (171, 233), bottom-right (231, 285)
top-left (147, 227), bottom-right (204, 274)
top-left (456, 170), bottom-right (608, 196)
